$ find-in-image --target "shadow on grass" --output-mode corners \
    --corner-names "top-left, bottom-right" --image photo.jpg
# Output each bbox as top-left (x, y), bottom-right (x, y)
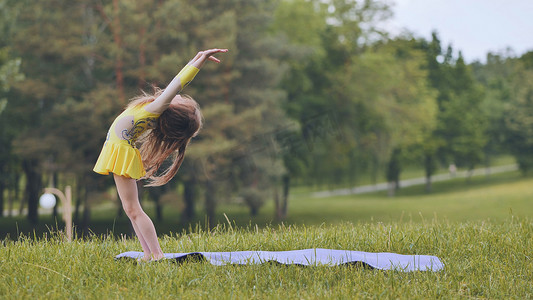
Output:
top-left (0, 210), bottom-right (280, 240)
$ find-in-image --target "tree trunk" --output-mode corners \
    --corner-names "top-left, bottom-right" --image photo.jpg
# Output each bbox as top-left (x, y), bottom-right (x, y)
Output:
top-left (250, 205), bottom-right (258, 217)
top-left (8, 172), bottom-right (20, 217)
top-left (0, 180), bottom-right (5, 218)
top-left (136, 181), bottom-right (144, 204)
top-left (424, 153), bottom-right (435, 193)
top-left (204, 180), bottom-right (216, 228)
top-left (386, 148), bottom-right (401, 196)
top-left (18, 177), bottom-right (26, 216)
top-left (75, 176), bottom-right (83, 223)
top-left (23, 159), bottom-right (41, 225)
top-left (280, 174), bottom-right (290, 220)
top-left (274, 175), bottom-right (291, 221)
top-left (466, 167), bottom-right (474, 183)
top-left (371, 155), bottom-right (379, 185)
top-left (155, 198), bottom-right (163, 222)
top-left (112, 0), bottom-right (125, 103)
top-left (425, 175), bottom-right (432, 193)
top-left (7, 187), bottom-right (14, 217)
top-left (115, 178), bottom-right (123, 218)
top-left (95, 0), bottom-right (125, 103)
top-left (138, 27), bottom-right (146, 89)
top-left (274, 183), bottom-right (281, 221)
top-left (388, 182), bottom-right (396, 197)
top-left (274, 189), bottom-right (282, 221)
top-left (80, 181), bottom-right (91, 235)
top-left (182, 179), bottom-right (196, 224)
top-left (348, 154), bottom-right (358, 188)
top-left (52, 172), bottom-right (58, 220)
top-left (147, 184), bottom-right (164, 223)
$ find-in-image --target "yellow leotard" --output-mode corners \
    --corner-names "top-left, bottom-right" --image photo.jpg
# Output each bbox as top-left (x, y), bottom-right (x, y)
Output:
top-left (93, 64), bottom-right (199, 179)
top-left (93, 103), bottom-right (160, 179)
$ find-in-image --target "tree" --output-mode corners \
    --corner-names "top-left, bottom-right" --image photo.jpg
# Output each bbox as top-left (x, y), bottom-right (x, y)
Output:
top-left (9, 0), bottom-right (119, 225)
top-left (436, 54), bottom-right (487, 171)
top-left (221, 0), bottom-right (289, 220)
top-left (417, 33), bottom-right (445, 191)
top-left (273, 0), bottom-right (396, 192)
top-left (504, 53), bottom-right (533, 174)
top-left (418, 33), bottom-right (487, 190)
top-left (270, 0), bottom-right (328, 219)
top-left (339, 38), bottom-right (437, 196)
top-left (132, 0), bottom-right (291, 223)
top-left (471, 51), bottom-right (515, 166)
top-left (0, 0), bottom-right (25, 217)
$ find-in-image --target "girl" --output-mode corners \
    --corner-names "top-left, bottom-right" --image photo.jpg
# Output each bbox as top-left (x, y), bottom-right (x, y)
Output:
top-left (94, 48), bottom-right (228, 261)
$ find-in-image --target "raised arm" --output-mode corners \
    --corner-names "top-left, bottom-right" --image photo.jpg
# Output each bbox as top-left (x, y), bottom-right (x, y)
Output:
top-left (145, 48), bottom-right (228, 114)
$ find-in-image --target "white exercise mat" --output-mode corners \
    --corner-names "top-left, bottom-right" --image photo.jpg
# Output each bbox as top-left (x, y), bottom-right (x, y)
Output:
top-left (116, 248), bottom-right (444, 271)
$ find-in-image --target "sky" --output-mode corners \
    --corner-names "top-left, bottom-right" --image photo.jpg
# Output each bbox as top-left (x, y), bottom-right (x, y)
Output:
top-left (386, 0), bottom-right (533, 62)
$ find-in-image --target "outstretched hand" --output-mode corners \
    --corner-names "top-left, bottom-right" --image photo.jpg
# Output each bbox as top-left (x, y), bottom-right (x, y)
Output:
top-left (189, 49), bottom-right (228, 69)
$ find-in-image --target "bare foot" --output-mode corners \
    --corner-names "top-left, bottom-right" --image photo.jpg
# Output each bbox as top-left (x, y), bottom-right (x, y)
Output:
top-left (137, 254), bottom-right (151, 263)
top-left (151, 253), bottom-right (165, 261)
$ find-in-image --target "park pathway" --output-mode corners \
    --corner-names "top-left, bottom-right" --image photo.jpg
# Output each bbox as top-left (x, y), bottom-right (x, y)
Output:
top-left (312, 164), bottom-right (519, 198)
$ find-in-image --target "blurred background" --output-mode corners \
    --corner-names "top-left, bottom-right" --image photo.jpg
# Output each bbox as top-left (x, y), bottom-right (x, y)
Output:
top-left (0, 0), bottom-right (531, 239)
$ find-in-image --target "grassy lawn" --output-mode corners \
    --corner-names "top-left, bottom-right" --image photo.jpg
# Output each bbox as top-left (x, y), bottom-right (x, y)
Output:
top-left (207, 170), bottom-right (532, 228)
top-left (282, 171), bottom-right (533, 225)
top-left (1, 169), bottom-right (532, 298)
top-left (1, 220), bottom-right (531, 299)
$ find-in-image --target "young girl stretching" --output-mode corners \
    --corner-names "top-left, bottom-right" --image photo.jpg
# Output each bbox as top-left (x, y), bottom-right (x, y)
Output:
top-left (94, 48), bottom-right (228, 261)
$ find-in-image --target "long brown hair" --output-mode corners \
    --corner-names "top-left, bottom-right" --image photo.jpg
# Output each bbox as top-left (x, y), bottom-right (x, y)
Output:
top-left (128, 89), bottom-right (203, 186)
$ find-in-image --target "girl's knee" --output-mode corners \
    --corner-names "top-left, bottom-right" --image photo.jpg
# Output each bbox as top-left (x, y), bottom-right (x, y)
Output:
top-left (123, 204), bottom-right (144, 220)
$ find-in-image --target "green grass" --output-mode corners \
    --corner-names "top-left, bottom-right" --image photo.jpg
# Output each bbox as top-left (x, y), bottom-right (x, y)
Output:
top-left (2, 170), bottom-right (533, 298)
top-left (0, 172), bottom-right (533, 299)
top-left (1, 220), bottom-right (532, 299)
top-left (207, 170), bottom-right (532, 227)
top-left (282, 171), bottom-right (533, 224)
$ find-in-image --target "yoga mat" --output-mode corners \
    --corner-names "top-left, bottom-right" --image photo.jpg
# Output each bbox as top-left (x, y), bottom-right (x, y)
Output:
top-left (116, 248), bottom-right (444, 271)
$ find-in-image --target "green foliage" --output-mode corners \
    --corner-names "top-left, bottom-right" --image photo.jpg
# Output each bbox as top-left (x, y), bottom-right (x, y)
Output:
top-left (439, 55), bottom-right (487, 168)
top-left (1, 0), bottom-right (532, 224)
top-left (416, 34), bottom-right (489, 191)
top-left (0, 0), bottom-right (24, 114)
top-left (0, 51), bottom-right (23, 97)
top-left (271, 0), bottom-right (327, 48)
top-left (272, 0), bottom-right (401, 187)
top-left (472, 53), bottom-right (514, 159)
top-left (503, 61), bottom-right (533, 174)
top-left (473, 51), bottom-right (533, 174)
top-left (0, 0), bottom-right (25, 217)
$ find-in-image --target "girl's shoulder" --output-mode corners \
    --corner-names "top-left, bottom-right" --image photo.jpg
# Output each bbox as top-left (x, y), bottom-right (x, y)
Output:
top-left (130, 102), bottom-right (161, 119)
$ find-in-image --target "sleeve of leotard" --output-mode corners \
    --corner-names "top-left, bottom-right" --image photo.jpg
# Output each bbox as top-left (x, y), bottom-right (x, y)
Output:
top-left (143, 64), bottom-right (200, 114)
top-left (175, 64), bottom-right (199, 90)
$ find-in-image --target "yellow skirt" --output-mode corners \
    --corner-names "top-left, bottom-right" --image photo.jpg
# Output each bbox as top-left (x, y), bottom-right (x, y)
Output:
top-left (93, 142), bottom-right (146, 179)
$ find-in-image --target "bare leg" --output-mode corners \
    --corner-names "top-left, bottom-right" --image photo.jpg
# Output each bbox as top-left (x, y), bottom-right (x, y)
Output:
top-left (114, 174), bottom-right (164, 260)
top-left (130, 220), bottom-right (151, 261)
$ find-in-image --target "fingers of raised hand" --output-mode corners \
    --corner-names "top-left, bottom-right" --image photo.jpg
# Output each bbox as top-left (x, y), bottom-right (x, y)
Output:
top-left (202, 49), bottom-right (228, 56)
top-left (201, 49), bottom-right (228, 63)
top-left (208, 56), bottom-right (221, 63)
